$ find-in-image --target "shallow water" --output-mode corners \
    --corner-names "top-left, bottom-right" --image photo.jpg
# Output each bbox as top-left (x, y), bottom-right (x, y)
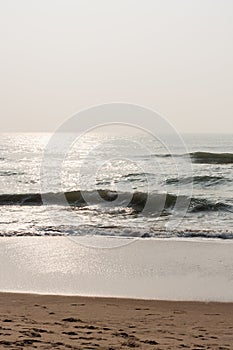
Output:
top-left (0, 132), bottom-right (232, 239)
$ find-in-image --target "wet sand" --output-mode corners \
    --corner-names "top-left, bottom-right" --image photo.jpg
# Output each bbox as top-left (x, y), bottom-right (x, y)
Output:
top-left (0, 293), bottom-right (233, 349)
top-left (1, 237), bottom-right (233, 302)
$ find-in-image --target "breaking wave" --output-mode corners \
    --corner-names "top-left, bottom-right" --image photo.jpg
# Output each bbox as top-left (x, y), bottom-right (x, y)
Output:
top-left (0, 190), bottom-right (232, 214)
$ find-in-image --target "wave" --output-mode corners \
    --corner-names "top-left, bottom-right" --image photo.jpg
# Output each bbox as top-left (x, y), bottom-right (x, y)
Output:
top-left (190, 152), bottom-right (233, 164)
top-left (0, 171), bottom-right (24, 177)
top-left (188, 198), bottom-right (232, 213)
top-left (166, 175), bottom-right (228, 186)
top-left (2, 227), bottom-right (233, 240)
top-left (153, 151), bottom-right (233, 164)
top-left (96, 172), bottom-right (153, 186)
top-left (0, 190), bottom-right (232, 214)
top-left (121, 172), bottom-right (154, 180)
top-left (176, 231), bottom-right (233, 239)
top-left (141, 230), bottom-right (233, 240)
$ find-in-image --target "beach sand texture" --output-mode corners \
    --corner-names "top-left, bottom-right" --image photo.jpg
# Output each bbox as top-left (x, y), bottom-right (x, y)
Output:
top-left (0, 293), bottom-right (232, 349)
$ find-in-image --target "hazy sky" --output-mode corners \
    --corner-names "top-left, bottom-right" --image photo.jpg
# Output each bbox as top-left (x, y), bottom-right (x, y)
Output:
top-left (0, 0), bottom-right (232, 133)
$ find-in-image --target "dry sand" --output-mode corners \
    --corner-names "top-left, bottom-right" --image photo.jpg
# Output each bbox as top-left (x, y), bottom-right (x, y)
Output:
top-left (0, 293), bottom-right (232, 349)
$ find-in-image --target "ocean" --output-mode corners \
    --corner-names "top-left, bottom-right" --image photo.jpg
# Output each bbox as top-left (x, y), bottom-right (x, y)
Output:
top-left (0, 132), bottom-right (232, 240)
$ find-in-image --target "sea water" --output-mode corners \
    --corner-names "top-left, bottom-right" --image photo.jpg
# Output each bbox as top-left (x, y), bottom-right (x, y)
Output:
top-left (0, 132), bottom-right (232, 239)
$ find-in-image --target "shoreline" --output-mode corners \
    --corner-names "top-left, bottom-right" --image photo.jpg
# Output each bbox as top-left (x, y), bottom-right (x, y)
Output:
top-left (1, 290), bottom-right (233, 304)
top-left (1, 235), bottom-right (233, 243)
top-left (0, 292), bottom-right (233, 349)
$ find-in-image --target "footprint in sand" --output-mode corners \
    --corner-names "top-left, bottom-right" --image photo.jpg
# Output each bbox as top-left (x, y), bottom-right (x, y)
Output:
top-left (62, 317), bottom-right (83, 322)
top-left (62, 331), bottom-right (78, 336)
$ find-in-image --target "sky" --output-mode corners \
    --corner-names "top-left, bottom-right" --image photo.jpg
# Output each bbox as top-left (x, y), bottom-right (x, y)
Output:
top-left (0, 0), bottom-right (233, 133)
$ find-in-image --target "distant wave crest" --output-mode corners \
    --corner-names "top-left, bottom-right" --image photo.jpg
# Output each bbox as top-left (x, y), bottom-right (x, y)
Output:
top-left (154, 151), bottom-right (233, 164)
top-left (166, 175), bottom-right (228, 186)
top-left (190, 151), bottom-right (233, 164)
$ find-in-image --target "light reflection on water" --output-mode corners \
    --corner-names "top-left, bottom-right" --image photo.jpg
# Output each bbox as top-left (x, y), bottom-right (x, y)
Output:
top-left (0, 132), bottom-right (232, 239)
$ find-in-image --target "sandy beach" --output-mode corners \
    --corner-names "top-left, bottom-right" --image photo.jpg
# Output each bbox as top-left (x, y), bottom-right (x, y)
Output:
top-left (0, 292), bottom-right (232, 349)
